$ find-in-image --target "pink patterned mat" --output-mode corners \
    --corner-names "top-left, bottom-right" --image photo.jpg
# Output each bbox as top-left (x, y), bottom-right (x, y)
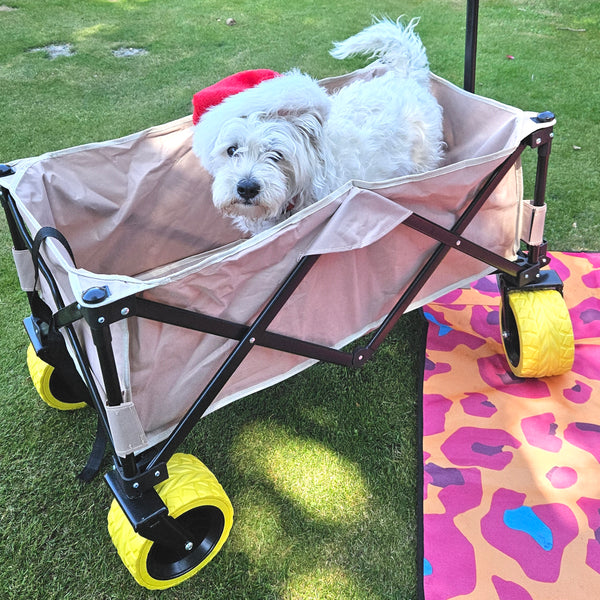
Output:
top-left (421, 252), bottom-right (600, 599)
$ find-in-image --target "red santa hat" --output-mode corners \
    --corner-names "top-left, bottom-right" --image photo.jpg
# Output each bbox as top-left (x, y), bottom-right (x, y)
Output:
top-left (192, 69), bottom-right (281, 125)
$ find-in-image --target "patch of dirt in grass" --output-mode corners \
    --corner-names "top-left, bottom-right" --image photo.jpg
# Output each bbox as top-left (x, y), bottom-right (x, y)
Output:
top-left (112, 47), bottom-right (148, 57)
top-left (29, 44), bottom-right (74, 59)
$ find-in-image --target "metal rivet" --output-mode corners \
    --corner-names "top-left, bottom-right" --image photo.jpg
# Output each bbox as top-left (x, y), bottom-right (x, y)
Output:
top-left (154, 471), bottom-right (161, 478)
top-left (524, 274), bottom-right (529, 279)
top-left (358, 355), bottom-right (364, 361)
top-left (456, 240), bottom-right (461, 246)
top-left (121, 307), bottom-right (130, 316)
top-left (536, 138), bottom-right (542, 145)
top-left (185, 541), bottom-right (194, 552)
top-left (249, 337), bottom-right (256, 344)
top-left (98, 317), bottom-right (105, 324)
top-left (132, 482), bottom-right (140, 489)
top-left (549, 132), bottom-right (554, 138)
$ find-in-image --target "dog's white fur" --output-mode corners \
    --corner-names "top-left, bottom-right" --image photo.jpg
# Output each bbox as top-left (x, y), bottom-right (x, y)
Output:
top-left (193, 17), bottom-right (444, 235)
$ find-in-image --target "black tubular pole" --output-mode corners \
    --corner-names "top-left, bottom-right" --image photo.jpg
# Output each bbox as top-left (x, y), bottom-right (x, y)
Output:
top-left (464, 0), bottom-right (479, 92)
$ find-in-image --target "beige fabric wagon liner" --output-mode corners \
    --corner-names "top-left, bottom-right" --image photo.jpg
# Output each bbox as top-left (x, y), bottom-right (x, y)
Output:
top-left (3, 66), bottom-right (552, 455)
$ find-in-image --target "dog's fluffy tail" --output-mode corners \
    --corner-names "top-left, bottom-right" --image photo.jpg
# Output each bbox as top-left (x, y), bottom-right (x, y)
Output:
top-left (330, 17), bottom-right (429, 84)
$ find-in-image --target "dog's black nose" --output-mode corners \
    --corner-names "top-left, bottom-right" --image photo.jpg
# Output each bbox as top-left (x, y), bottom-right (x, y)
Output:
top-left (237, 179), bottom-right (261, 201)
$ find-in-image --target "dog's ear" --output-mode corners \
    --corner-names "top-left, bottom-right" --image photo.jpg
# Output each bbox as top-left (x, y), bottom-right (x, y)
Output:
top-left (282, 110), bottom-right (325, 147)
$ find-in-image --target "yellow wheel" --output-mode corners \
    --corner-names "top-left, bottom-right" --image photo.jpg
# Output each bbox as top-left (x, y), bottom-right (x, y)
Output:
top-left (27, 344), bottom-right (87, 410)
top-left (107, 453), bottom-right (234, 590)
top-left (500, 289), bottom-right (574, 378)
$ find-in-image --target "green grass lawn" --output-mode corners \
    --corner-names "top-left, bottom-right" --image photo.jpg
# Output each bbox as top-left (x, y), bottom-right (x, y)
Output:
top-left (0, 1), bottom-right (598, 598)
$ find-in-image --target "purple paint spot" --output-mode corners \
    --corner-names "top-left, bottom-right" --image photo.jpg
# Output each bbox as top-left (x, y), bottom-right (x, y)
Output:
top-left (424, 463), bottom-right (465, 488)
top-left (472, 442), bottom-right (505, 456)
top-left (487, 310), bottom-right (499, 326)
top-left (576, 422), bottom-right (600, 433)
top-left (581, 308), bottom-right (600, 324)
top-left (472, 275), bottom-right (500, 297)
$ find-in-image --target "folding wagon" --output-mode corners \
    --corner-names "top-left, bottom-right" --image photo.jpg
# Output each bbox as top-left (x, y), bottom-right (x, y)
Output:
top-left (0, 0), bottom-right (574, 590)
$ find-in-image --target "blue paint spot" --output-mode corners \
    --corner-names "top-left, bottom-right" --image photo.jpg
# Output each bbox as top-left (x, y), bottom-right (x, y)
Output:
top-left (423, 312), bottom-right (452, 336)
top-left (423, 558), bottom-right (433, 576)
top-left (503, 506), bottom-right (553, 551)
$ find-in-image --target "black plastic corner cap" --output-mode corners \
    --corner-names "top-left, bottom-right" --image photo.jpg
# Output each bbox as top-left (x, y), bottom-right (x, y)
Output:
top-left (0, 164), bottom-right (15, 177)
top-left (534, 111), bottom-right (555, 123)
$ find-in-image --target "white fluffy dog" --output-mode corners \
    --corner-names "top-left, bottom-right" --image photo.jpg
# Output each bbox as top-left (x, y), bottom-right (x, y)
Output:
top-left (193, 18), bottom-right (444, 235)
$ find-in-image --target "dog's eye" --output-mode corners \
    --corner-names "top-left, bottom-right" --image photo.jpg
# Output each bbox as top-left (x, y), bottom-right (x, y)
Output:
top-left (227, 146), bottom-right (238, 157)
top-left (269, 151), bottom-right (284, 162)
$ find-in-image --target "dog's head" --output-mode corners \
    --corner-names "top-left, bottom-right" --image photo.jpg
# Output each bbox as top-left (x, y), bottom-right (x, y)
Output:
top-left (193, 71), bottom-right (331, 233)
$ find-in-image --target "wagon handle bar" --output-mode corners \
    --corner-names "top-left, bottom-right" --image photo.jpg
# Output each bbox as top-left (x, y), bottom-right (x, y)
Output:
top-left (464, 0), bottom-right (479, 92)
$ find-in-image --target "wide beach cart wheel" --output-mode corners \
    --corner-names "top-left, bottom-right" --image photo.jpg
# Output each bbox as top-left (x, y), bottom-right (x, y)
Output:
top-left (107, 453), bottom-right (233, 590)
top-left (27, 343), bottom-right (88, 410)
top-left (500, 289), bottom-right (574, 378)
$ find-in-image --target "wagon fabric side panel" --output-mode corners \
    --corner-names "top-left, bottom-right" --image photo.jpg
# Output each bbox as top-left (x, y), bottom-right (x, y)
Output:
top-left (3, 67), bottom-right (547, 455)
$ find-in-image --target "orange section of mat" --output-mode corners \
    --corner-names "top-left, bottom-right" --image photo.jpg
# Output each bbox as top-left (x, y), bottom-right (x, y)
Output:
top-left (422, 252), bottom-right (600, 600)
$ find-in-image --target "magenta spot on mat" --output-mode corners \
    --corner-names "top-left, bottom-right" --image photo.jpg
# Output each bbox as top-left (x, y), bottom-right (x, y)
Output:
top-left (565, 422), bottom-right (600, 462)
top-left (570, 298), bottom-right (600, 339)
top-left (423, 358), bottom-right (452, 382)
top-left (577, 498), bottom-right (600, 575)
top-left (571, 345), bottom-right (600, 381)
top-left (424, 463), bottom-right (465, 488)
top-left (425, 308), bottom-right (486, 352)
top-left (492, 576), bottom-right (534, 600)
top-left (582, 271), bottom-right (600, 288)
top-left (477, 354), bottom-right (550, 399)
top-left (437, 289), bottom-right (464, 305)
top-left (441, 427), bottom-right (521, 470)
top-left (585, 539), bottom-right (600, 575)
top-left (563, 380), bottom-right (593, 404)
top-left (471, 306), bottom-right (501, 340)
top-left (546, 254), bottom-right (571, 283)
top-left (562, 252), bottom-right (600, 269)
top-left (472, 275), bottom-right (500, 297)
top-left (423, 469), bottom-right (482, 598)
top-left (423, 394), bottom-right (453, 436)
top-left (481, 488), bottom-right (578, 582)
top-left (461, 392), bottom-right (497, 417)
top-left (521, 413), bottom-right (562, 452)
top-left (576, 497), bottom-right (600, 531)
top-left (546, 466), bottom-right (577, 488)
top-left (423, 513), bottom-right (476, 598)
